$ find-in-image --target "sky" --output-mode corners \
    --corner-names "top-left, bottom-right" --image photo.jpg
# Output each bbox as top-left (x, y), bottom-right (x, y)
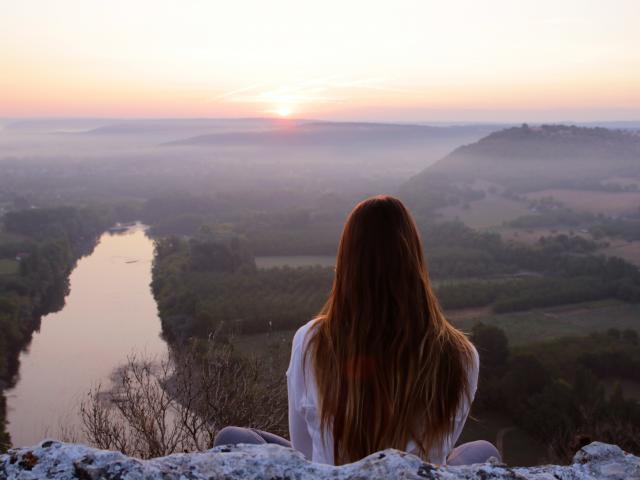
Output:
top-left (1, 0), bottom-right (639, 122)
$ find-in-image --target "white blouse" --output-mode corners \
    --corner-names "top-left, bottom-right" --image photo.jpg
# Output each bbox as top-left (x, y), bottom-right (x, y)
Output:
top-left (286, 319), bottom-right (479, 465)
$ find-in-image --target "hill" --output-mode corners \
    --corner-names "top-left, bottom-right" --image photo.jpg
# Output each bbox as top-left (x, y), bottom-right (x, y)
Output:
top-left (403, 125), bottom-right (640, 196)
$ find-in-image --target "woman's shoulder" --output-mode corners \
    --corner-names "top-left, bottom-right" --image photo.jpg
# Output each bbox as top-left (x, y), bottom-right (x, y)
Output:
top-left (292, 317), bottom-right (322, 350)
top-left (469, 342), bottom-right (479, 369)
top-left (465, 341), bottom-right (480, 390)
top-left (287, 318), bottom-right (321, 379)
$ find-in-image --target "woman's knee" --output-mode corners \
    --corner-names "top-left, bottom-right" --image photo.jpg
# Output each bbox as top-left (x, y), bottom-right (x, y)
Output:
top-left (214, 426), bottom-right (264, 446)
top-left (448, 440), bottom-right (501, 465)
top-left (471, 440), bottom-right (501, 461)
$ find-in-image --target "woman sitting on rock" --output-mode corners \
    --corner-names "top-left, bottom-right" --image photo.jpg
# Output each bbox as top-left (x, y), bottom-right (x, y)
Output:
top-left (214, 195), bottom-right (500, 466)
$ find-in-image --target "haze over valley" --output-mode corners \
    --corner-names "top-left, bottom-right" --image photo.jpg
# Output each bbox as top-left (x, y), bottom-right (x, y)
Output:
top-left (1, 116), bottom-right (640, 464)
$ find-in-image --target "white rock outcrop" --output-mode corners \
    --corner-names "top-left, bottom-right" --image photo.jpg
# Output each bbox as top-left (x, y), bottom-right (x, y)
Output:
top-left (1, 440), bottom-right (638, 479)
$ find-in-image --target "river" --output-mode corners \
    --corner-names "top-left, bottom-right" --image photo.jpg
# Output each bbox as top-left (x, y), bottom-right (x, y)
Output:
top-left (5, 224), bottom-right (167, 447)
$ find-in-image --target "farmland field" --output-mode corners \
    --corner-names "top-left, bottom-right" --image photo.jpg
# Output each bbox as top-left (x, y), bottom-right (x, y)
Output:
top-left (525, 189), bottom-right (640, 215)
top-left (437, 194), bottom-right (530, 229)
top-left (255, 255), bottom-right (335, 269)
top-left (599, 239), bottom-right (640, 267)
top-left (452, 300), bottom-right (639, 346)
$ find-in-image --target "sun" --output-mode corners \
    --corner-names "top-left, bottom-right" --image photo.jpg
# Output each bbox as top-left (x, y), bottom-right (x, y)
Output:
top-left (276, 105), bottom-right (292, 117)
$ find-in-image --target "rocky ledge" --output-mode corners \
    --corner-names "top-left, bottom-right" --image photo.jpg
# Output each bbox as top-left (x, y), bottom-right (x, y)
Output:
top-left (1, 440), bottom-right (638, 479)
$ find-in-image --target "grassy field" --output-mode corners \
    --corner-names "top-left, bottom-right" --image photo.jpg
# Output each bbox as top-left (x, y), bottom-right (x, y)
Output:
top-left (0, 258), bottom-right (19, 275)
top-left (437, 194), bottom-right (530, 229)
top-left (526, 189), bottom-right (640, 216)
top-left (494, 229), bottom-right (640, 267)
top-left (452, 300), bottom-right (639, 346)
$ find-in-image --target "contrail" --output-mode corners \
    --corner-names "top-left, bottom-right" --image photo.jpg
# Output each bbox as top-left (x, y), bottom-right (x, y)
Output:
top-left (209, 83), bottom-right (266, 101)
top-left (208, 76), bottom-right (412, 105)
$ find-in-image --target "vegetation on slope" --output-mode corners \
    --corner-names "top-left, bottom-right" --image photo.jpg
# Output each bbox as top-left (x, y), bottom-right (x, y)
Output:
top-left (401, 124), bottom-right (640, 211)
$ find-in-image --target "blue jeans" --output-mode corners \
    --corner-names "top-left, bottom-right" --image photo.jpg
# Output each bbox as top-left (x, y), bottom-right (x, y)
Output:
top-left (213, 426), bottom-right (501, 465)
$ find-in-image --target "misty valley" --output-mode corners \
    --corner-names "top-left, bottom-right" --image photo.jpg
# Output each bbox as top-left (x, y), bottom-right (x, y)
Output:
top-left (1, 118), bottom-right (640, 465)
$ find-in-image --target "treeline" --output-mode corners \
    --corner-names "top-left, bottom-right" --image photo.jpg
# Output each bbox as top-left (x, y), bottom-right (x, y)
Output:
top-left (422, 221), bottom-right (640, 310)
top-left (437, 262), bottom-right (640, 312)
top-left (94, 194), bottom-right (344, 255)
top-left (0, 205), bottom-right (113, 451)
top-left (472, 324), bottom-right (640, 459)
top-left (437, 276), bottom-right (617, 312)
top-left (424, 229), bottom-right (600, 279)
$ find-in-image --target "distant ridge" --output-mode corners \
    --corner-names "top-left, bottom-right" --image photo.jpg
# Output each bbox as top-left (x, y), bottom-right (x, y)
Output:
top-left (83, 118), bottom-right (297, 135)
top-left (163, 122), bottom-right (497, 147)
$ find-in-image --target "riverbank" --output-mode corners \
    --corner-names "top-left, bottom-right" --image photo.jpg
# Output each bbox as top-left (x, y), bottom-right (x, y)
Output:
top-left (0, 206), bottom-right (114, 450)
top-left (4, 224), bottom-right (167, 448)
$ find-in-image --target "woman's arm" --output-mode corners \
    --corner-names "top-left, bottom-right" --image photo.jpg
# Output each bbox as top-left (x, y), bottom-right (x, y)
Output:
top-left (286, 329), bottom-right (313, 459)
top-left (449, 345), bottom-right (480, 447)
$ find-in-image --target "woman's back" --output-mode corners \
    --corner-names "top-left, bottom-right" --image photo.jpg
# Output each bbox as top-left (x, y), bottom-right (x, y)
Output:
top-left (300, 196), bottom-right (478, 464)
top-left (287, 319), bottom-right (480, 465)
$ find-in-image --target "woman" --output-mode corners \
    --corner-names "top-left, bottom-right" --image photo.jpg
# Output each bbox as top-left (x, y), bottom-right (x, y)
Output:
top-left (215, 195), bottom-right (500, 466)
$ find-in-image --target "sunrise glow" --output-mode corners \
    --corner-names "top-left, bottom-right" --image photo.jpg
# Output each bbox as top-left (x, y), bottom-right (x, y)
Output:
top-left (1, 0), bottom-right (639, 121)
top-left (276, 106), bottom-right (292, 117)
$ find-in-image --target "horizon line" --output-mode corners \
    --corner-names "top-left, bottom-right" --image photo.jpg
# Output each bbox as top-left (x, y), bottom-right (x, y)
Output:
top-left (3, 116), bottom-right (640, 126)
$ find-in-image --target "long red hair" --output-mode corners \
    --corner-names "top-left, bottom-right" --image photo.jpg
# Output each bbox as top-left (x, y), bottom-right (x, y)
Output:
top-left (307, 195), bottom-right (474, 464)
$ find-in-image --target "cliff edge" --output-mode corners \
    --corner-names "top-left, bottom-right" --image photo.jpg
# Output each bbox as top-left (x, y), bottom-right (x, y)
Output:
top-left (1, 440), bottom-right (638, 479)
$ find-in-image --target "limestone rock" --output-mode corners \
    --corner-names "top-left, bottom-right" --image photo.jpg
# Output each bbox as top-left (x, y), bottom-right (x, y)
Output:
top-left (1, 440), bottom-right (638, 479)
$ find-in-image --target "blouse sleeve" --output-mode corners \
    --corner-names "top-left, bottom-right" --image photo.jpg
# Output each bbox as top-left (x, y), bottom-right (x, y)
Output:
top-left (448, 345), bottom-right (480, 450)
top-left (286, 326), bottom-right (313, 459)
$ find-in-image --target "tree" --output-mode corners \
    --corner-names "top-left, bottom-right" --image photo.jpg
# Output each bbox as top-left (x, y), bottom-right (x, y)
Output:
top-left (501, 355), bottom-right (550, 415)
top-left (471, 323), bottom-right (509, 370)
top-left (80, 337), bottom-right (287, 459)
